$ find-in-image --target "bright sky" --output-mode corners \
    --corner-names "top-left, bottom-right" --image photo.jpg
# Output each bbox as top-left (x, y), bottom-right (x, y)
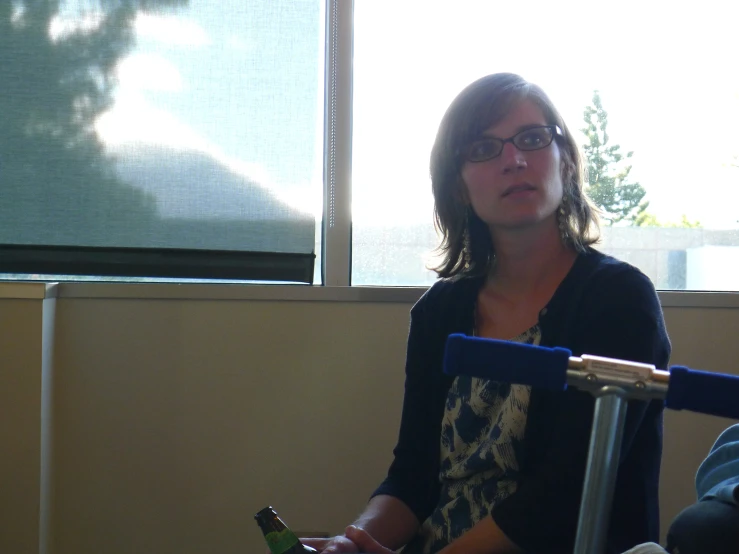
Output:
top-left (352, 0), bottom-right (739, 227)
top-left (92, 0), bottom-right (739, 228)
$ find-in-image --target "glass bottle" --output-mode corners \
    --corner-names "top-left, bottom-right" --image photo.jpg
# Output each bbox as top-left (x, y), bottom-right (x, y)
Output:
top-left (254, 506), bottom-right (318, 554)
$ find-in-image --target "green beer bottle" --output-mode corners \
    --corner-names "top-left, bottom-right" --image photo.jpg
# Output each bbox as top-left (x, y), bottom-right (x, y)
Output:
top-left (255, 506), bottom-right (318, 554)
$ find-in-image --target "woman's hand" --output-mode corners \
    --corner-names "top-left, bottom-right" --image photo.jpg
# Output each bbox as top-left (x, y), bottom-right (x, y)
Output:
top-left (300, 526), bottom-right (395, 554)
top-left (299, 495), bottom-right (418, 553)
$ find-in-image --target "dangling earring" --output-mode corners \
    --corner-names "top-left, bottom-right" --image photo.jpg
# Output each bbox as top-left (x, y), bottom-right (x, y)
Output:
top-left (462, 209), bottom-right (472, 270)
top-left (558, 204), bottom-right (569, 243)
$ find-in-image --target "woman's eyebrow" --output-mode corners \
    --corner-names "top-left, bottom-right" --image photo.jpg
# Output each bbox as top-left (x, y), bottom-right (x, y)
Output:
top-left (479, 122), bottom-right (548, 139)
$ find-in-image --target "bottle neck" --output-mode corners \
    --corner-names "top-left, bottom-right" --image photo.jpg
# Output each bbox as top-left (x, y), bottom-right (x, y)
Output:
top-left (256, 514), bottom-right (301, 554)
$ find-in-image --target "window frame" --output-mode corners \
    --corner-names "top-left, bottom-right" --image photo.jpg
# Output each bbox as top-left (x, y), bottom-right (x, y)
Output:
top-left (321, 0), bottom-right (353, 287)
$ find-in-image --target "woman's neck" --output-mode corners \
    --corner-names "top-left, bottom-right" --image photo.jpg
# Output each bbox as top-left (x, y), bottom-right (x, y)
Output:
top-left (488, 224), bottom-right (577, 295)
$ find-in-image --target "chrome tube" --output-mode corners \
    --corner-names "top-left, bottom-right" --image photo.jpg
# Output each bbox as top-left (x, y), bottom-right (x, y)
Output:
top-left (573, 386), bottom-right (629, 554)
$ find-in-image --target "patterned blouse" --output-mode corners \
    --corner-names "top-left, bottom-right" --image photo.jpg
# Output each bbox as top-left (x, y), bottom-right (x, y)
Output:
top-left (416, 325), bottom-right (541, 554)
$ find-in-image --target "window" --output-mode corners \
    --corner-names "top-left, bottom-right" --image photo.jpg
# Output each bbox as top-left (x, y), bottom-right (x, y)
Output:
top-left (351, 0), bottom-right (739, 290)
top-left (1, 0), bottom-right (322, 283)
top-left (2, 1), bottom-right (738, 290)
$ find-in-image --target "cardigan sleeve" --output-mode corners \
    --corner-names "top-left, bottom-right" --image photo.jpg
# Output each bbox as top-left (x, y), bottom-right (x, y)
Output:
top-left (491, 265), bottom-right (671, 554)
top-left (370, 289), bottom-right (448, 524)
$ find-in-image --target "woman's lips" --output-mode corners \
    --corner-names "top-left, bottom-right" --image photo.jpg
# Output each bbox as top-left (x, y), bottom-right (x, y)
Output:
top-left (502, 183), bottom-right (536, 197)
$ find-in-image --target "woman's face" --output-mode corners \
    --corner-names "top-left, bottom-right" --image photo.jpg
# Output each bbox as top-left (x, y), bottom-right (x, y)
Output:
top-left (460, 99), bottom-right (564, 234)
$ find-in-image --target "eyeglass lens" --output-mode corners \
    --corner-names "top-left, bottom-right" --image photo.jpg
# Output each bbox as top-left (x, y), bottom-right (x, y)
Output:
top-left (465, 126), bottom-right (555, 162)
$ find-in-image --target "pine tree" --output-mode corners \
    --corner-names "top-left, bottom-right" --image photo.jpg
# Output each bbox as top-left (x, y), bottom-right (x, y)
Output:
top-left (581, 91), bottom-right (648, 225)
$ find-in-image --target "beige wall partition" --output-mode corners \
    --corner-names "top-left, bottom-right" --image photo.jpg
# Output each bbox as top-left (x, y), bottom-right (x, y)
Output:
top-left (658, 296), bottom-right (739, 536)
top-left (1, 284), bottom-right (738, 554)
top-left (51, 289), bottom-right (410, 554)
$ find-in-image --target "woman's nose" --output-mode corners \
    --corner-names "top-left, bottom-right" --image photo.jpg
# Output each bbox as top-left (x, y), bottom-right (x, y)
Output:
top-left (500, 142), bottom-right (527, 173)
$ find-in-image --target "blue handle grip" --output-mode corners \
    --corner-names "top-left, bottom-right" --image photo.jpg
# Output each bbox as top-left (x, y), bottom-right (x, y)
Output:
top-left (443, 333), bottom-right (571, 391)
top-left (666, 366), bottom-right (739, 420)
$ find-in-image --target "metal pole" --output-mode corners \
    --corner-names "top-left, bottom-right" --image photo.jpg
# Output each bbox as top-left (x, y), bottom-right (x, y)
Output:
top-left (573, 386), bottom-right (629, 554)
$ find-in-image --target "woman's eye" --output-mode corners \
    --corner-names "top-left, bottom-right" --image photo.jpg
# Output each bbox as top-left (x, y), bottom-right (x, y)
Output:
top-left (519, 131), bottom-right (544, 146)
top-left (468, 139), bottom-right (499, 160)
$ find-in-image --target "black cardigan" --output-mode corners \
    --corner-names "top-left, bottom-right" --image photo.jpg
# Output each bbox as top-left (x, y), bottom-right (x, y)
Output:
top-left (372, 248), bottom-right (671, 554)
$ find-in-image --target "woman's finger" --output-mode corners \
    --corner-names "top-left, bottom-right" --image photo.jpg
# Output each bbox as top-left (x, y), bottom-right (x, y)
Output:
top-left (301, 537), bottom-right (333, 551)
top-left (316, 535), bottom-right (360, 553)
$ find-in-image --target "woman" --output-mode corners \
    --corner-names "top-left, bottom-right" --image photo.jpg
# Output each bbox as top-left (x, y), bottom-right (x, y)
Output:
top-left (305, 73), bottom-right (671, 554)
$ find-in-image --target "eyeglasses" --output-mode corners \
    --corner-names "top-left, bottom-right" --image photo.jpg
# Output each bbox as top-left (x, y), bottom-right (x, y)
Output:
top-left (459, 125), bottom-right (564, 163)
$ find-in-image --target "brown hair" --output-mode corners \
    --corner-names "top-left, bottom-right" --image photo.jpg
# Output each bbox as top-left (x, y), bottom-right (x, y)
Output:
top-left (430, 73), bottom-right (600, 278)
